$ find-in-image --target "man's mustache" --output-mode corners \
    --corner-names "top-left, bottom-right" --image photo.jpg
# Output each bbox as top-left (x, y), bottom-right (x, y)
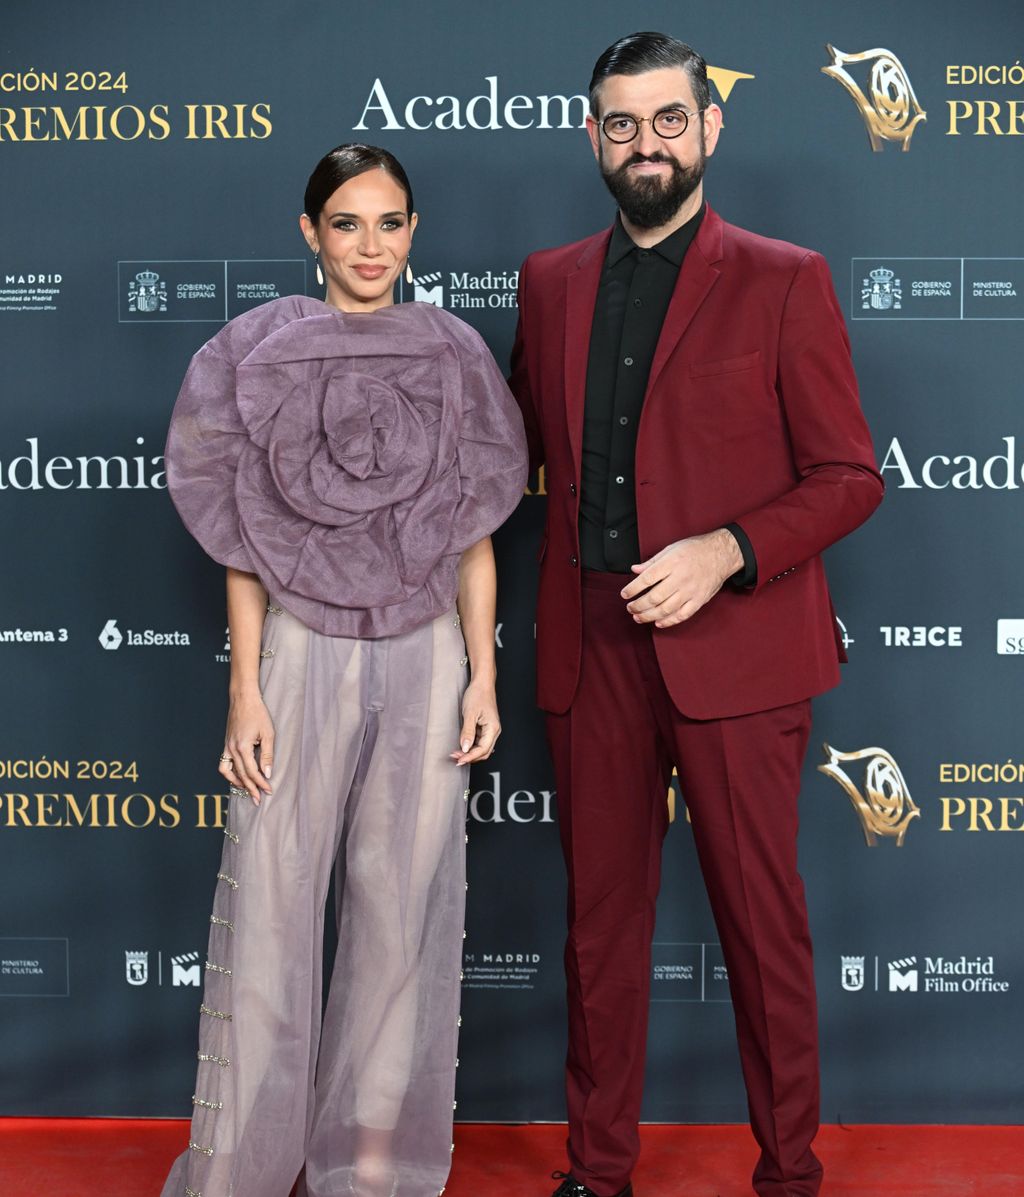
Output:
top-left (620, 152), bottom-right (678, 168)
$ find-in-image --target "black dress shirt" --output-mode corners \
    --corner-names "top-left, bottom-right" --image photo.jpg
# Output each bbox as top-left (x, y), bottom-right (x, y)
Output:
top-left (579, 205), bottom-right (756, 584)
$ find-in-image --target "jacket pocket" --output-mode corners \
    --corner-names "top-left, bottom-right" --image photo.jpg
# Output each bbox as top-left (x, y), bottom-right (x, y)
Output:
top-left (689, 349), bottom-right (761, 378)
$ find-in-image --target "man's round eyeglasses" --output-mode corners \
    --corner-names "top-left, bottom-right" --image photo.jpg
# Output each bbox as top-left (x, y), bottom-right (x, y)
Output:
top-left (601, 107), bottom-right (703, 144)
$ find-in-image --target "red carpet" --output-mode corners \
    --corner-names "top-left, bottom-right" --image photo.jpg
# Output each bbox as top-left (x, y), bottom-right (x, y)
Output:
top-left (1, 1119), bottom-right (1021, 1195)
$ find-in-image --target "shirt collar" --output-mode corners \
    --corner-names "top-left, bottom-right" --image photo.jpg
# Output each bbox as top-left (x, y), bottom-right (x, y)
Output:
top-left (606, 201), bottom-right (707, 268)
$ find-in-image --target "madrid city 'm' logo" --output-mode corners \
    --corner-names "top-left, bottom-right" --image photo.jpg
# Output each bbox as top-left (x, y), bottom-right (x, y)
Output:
top-left (822, 45), bottom-right (926, 152)
top-left (127, 269), bottom-right (168, 313)
top-left (818, 744), bottom-right (920, 846)
top-left (862, 267), bottom-right (903, 312)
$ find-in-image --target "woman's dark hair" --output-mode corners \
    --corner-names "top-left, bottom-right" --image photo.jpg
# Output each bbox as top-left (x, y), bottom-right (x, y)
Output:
top-left (303, 143), bottom-right (414, 224)
top-left (588, 32), bottom-right (710, 116)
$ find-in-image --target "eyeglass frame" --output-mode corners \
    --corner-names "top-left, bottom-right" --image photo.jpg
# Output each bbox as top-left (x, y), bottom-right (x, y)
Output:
top-left (599, 106), bottom-right (705, 144)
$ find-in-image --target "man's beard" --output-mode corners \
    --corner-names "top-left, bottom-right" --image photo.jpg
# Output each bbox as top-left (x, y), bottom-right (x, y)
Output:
top-left (599, 140), bottom-right (706, 230)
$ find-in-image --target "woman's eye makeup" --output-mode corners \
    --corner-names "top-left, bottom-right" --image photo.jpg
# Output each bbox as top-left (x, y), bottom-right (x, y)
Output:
top-left (329, 217), bottom-right (406, 233)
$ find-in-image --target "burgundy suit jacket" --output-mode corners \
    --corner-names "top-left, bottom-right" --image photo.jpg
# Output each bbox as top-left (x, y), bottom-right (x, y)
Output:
top-left (509, 204), bottom-right (883, 719)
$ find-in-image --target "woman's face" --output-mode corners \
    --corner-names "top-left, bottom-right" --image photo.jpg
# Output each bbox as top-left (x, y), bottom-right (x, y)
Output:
top-left (301, 168), bottom-right (417, 313)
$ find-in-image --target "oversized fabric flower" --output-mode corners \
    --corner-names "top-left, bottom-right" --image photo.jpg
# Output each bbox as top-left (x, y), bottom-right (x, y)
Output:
top-left (165, 296), bottom-right (528, 638)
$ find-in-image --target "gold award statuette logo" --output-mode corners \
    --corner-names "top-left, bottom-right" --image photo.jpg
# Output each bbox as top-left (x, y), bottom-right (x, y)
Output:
top-left (822, 45), bottom-right (926, 151)
top-left (818, 744), bottom-right (920, 846)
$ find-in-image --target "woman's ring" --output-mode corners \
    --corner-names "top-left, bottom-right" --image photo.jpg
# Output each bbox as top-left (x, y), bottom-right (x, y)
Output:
top-left (219, 754), bottom-right (233, 763)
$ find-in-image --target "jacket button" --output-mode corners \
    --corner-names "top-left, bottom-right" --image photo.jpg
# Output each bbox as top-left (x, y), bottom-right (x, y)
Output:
top-left (569, 482), bottom-right (577, 496)
top-left (569, 555), bottom-right (578, 568)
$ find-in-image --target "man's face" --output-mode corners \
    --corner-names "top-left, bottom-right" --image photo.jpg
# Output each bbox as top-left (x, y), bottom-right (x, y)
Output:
top-left (587, 66), bottom-right (722, 230)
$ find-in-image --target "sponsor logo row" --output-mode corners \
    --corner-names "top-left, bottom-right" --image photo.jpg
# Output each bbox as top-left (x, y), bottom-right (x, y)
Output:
top-left (7, 619), bottom-right (1024, 656)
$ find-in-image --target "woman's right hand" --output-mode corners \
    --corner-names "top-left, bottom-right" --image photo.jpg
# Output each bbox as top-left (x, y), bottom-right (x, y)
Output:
top-left (220, 691), bottom-right (275, 804)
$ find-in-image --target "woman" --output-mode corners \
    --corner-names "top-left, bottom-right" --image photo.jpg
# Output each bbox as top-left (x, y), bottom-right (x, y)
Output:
top-left (160, 144), bottom-right (527, 1197)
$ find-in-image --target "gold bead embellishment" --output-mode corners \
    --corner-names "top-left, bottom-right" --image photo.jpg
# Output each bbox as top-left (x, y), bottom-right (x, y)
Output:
top-left (205, 961), bottom-right (232, 977)
top-left (266, 603), bottom-right (284, 615)
top-left (216, 873), bottom-right (239, 890)
top-left (188, 1141), bottom-right (214, 1157)
top-left (223, 827), bottom-right (240, 844)
top-left (459, 655), bottom-right (468, 667)
top-left (228, 785), bottom-right (248, 799)
top-left (185, 1186), bottom-right (203, 1197)
top-left (197, 1052), bottom-right (231, 1067)
top-left (209, 916), bottom-right (235, 932)
top-left (453, 614), bottom-right (461, 628)
top-left (192, 1094), bottom-right (224, 1111)
top-left (259, 648), bottom-right (275, 659)
top-left (200, 1003), bottom-right (232, 1021)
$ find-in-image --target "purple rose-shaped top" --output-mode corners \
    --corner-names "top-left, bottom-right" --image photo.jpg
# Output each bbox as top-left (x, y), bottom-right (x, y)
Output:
top-left (165, 296), bottom-right (528, 638)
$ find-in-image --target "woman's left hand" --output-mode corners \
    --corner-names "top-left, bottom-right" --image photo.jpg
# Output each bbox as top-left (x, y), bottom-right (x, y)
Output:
top-left (451, 678), bottom-right (501, 766)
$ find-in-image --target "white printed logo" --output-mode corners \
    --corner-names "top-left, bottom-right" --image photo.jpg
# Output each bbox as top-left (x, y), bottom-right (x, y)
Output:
top-left (99, 619), bottom-right (123, 650)
top-left (171, 951), bottom-right (201, 987)
top-left (127, 269), bottom-right (168, 314)
top-left (862, 267), bottom-right (903, 310)
top-left (413, 272), bottom-right (444, 306)
top-left (841, 955), bottom-right (865, 991)
top-left (125, 950), bottom-right (148, 986)
top-left (888, 956), bottom-right (919, 992)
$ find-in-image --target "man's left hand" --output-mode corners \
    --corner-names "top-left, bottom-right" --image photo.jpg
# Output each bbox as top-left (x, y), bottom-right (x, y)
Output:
top-left (621, 529), bottom-right (744, 628)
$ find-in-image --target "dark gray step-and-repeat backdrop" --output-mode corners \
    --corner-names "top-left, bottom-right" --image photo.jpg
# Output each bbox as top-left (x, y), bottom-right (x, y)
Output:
top-left (2, 0), bottom-right (1022, 1124)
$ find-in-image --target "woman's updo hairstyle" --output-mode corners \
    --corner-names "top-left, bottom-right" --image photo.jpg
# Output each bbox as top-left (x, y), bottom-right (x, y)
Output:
top-left (303, 143), bottom-right (415, 225)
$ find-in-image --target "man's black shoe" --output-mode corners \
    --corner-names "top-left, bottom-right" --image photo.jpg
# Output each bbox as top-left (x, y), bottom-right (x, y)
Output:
top-left (550, 1171), bottom-right (633, 1197)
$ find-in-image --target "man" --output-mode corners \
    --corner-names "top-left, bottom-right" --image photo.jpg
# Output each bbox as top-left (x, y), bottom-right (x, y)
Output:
top-left (509, 32), bottom-right (883, 1197)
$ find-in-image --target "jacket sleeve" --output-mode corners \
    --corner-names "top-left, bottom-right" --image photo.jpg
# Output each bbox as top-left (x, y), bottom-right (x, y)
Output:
top-left (508, 255), bottom-right (546, 474)
top-left (732, 251), bottom-right (883, 592)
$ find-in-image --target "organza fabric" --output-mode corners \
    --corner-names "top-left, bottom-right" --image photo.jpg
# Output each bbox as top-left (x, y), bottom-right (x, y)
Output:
top-left (164, 297), bottom-right (528, 638)
top-left (161, 606), bottom-right (469, 1197)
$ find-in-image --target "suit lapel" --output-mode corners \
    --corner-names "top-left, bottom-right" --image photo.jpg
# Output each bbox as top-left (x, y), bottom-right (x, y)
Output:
top-left (563, 230), bottom-right (610, 478)
top-left (645, 205), bottom-right (725, 400)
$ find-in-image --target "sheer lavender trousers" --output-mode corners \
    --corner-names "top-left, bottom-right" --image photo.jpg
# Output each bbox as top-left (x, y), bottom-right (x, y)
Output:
top-left (161, 606), bottom-right (469, 1197)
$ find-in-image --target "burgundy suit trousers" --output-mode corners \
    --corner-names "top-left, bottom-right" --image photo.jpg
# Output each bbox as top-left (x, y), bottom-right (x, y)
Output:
top-left (545, 571), bottom-right (823, 1197)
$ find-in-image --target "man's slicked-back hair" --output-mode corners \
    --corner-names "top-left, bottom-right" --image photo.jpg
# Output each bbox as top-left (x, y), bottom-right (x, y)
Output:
top-left (588, 31), bottom-right (710, 116)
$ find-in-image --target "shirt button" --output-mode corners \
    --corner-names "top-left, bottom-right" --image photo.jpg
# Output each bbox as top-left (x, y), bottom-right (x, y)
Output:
top-left (633, 298), bottom-right (643, 307)
top-left (615, 475), bottom-right (625, 484)
top-left (623, 356), bottom-right (634, 366)
top-left (638, 250), bottom-right (650, 259)
top-left (608, 530), bottom-right (619, 539)
top-left (569, 554), bottom-right (578, 567)
top-left (619, 416), bottom-right (629, 426)
top-left (569, 482), bottom-right (577, 495)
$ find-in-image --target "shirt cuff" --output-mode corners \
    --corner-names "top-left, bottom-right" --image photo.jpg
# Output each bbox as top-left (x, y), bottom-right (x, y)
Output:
top-left (724, 522), bottom-right (757, 589)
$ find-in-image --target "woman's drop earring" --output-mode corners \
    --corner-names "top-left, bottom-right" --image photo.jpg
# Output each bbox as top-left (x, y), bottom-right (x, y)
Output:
top-left (315, 251), bottom-right (324, 288)
top-left (405, 258), bottom-right (414, 286)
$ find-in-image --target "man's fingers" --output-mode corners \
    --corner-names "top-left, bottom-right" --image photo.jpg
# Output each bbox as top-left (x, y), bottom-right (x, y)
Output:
top-left (631, 585), bottom-right (685, 621)
top-left (620, 564), bottom-right (666, 600)
top-left (626, 577), bottom-right (679, 614)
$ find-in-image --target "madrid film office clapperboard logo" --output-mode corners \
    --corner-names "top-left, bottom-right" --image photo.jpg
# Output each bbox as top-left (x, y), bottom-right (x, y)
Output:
top-left (118, 259), bottom-right (307, 322)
